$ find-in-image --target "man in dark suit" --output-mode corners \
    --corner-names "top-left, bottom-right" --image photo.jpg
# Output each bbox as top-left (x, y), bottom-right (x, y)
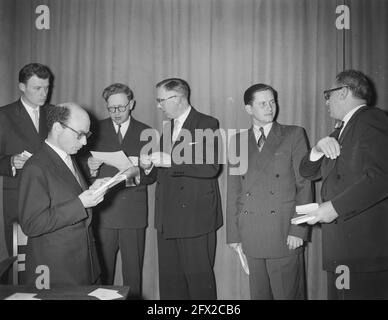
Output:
top-left (140, 78), bottom-right (223, 299)
top-left (18, 102), bottom-right (113, 285)
top-left (0, 63), bottom-right (52, 265)
top-left (226, 84), bottom-right (312, 299)
top-left (86, 83), bottom-right (154, 297)
top-left (299, 70), bottom-right (388, 299)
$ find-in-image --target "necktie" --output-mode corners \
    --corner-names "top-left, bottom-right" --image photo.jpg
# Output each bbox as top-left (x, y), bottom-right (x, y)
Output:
top-left (257, 127), bottom-right (266, 151)
top-left (117, 124), bottom-right (123, 144)
top-left (332, 121), bottom-right (344, 140)
top-left (65, 155), bottom-right (81, 185)
top-left (33, 108), bottom-right (39, 133)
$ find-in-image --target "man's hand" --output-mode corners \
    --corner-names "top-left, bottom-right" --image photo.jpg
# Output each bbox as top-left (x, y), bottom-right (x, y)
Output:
top-left (139, 154), bottom-right (153, 170)
top-left (307, 201), bottom-right (339, 225)
top-left (78, 189), bottom-right (106, 208)
top-left (87, 157), bottom-right (103, 176)
top-left (150, 152), bottom-right (172, 167)
top-left (11, 153), bottom-right (30, 169)
top-left (287, 235), bottom-right (303, 250)
top-left (314, 136), bottom-right (341, 160)
top-left (228, 242), bottom-right (241, 253)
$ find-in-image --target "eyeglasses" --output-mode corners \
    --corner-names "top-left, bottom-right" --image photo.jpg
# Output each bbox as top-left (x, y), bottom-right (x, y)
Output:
top-left (107, 101), bottom-right (130, 113)
top-left (323, 86), bottom-right (348, 100)
top-left (59, 122), bottom-right (92, 140)
top-left (156, 95), bottom-right (179, 105)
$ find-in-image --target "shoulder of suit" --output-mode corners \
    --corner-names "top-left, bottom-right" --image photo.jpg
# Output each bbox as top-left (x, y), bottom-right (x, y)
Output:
top-left (130, 117), bottom-right (152, 130)
top-left (193, 109), bottom-right (219, 127)
top-left (357, 106), bottom-right (388, 129)
top-left (277, 123), bottom-right (305, 135)
top-left (0, 100), bottom-right (20, 114)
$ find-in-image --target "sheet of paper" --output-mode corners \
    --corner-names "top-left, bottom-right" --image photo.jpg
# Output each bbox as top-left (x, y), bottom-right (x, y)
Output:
top-left (296, 203), bottom-right (319, 214)
top-left (291, 215), bottom-right (315, 225)
top-left (92, 168), bottom-right (129, 195)
top-left (88, 288), bottom-right (123, 300)
top-left (237, 245), bottom-right (249, 275)
top-left (22, 150), bottom-right (32, 158)
top-left (5, 293), bottom-right (40, 300)
top-left (91, 151), bottom-right (133, 171)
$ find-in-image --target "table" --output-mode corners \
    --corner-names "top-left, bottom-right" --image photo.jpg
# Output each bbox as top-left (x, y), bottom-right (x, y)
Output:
top-left (0, 284), bottom-right (129, 300)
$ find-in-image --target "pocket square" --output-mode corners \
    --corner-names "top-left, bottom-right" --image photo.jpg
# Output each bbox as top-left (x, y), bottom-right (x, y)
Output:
top-left (189, 142), bottom-right (198, 145)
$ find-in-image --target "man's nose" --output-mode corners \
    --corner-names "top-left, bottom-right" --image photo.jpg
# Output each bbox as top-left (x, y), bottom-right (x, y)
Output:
top-left (80, 136), bottom-right (87, 146)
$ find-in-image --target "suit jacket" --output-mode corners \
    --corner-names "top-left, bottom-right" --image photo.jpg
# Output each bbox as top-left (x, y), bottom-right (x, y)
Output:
top-left (18, 143), bottom-right (100, 285)
top-left (227, 123), bottom-right (312, 258)
top-left (141, 107), bottom-right (223, 238)
top-left (89, 117), bottom-right (154, 229)
top-left (300, 106), bottom-right (388, 272)
top-left (0, 99), bottom-right (49, 221)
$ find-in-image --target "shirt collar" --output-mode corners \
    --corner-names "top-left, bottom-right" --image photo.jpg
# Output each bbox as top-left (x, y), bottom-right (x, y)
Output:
top-left (174, 106), bottom-right (191, 126)
top-left (45, 139), bottom-right (69, 162)
top-left (341, 104), bottom-right (366, 129)
top-left (253, 122), bottom-right (273, 138)
top-left (112, 116), bottom-right (131, 130)
top-left (21, 96), bottom-right (40, 115)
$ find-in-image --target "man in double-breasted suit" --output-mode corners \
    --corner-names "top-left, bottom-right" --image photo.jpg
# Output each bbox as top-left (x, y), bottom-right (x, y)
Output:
top-left (140, 78), bottom-right (223, 300)
top-left (18, 102), bottom-right (116, 285)
top-left (299, 70), bottom-right (388, 299)
top-left (86, 83), bottom-right (154, 297)
top-left (0, 63), bottom-right (52, 266)
top-left (227, 83), bottom-right (312, 299)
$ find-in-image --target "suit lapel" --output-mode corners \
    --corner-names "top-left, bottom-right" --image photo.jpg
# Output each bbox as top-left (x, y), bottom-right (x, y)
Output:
top-left (322, 106), bottom-right (368, 179)
top-left (14, 100), bottom-right (41, 146)
top-left (245, 123), bottom-right (283, 190)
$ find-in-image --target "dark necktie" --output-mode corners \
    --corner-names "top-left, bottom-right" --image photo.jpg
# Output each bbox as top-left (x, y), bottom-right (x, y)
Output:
top-left (257, 127), bottom-right (266, 151)
top-left (331, 121), bottom-right (344, 140)
top-left (117, 124), bottom-right (123, 144)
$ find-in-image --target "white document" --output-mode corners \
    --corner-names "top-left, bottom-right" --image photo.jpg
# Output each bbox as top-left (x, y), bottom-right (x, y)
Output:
top-left (92, 168), bottom-right (131, 195)
top-left (5, 293), bottom-right (40, 300)
top-left (88, 288), bottom-right (123, 300)
top-left (91, 151), bottom-right (133, 171)
top-left (237, 245), bottom-right (249, 275)
top-left (291, 202), bottom-right (319, 225)
top-left (295, 203), bottom-right (319, 214)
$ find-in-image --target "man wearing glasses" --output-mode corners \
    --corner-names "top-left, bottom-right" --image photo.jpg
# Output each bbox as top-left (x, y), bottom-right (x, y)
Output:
top-left (86, 83), bottom-right (153, 298)
top-left (18, 103), bottom-right (111, 285)
top-left (140, 78), bottom-right (223, 299)
top-left (299, 70), bottom-right (388, 299)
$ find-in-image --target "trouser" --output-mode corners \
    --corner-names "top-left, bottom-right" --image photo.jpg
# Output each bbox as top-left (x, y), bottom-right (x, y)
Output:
top-left (157, 231), bottom-right (217, 300)
top-left (246, 253), bottom-right (305, 300)
top-left (95, 227), bottom-right (145, 298)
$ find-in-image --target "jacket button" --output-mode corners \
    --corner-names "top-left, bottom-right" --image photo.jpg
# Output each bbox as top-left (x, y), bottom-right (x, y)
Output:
top-left (271, 210), bottom-right (276, 215)
top-left (270, 191), bottom-right (275, 195)
top-left (275, 174), bottom-right (280, 178)
top-left (337, 174), bottom-right (341, 179)
top-left (246, 192), bottom-right (251, 197)
top-left (180, 186), bottom-right (184, 190)
top-left (182, 204), bottom-right (187, 208)
top-left (243, 210), bottom-right (248, 215)
top-left (242, 176), bottom-right (245, 180)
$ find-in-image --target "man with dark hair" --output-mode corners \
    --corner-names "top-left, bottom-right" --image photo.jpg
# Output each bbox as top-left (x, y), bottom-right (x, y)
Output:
top-left (0, 63), bottom-right (53, 273)
top-left (18, 103), bottom-right (114, 285)
top-left (226, 83), bottom-right (312, 299)
top-left (140, 78), bottom-right (223, 300)
top-left (299, 69), bottom-right (388, 299)
top-left (86, 83), bottom-right (154, 297)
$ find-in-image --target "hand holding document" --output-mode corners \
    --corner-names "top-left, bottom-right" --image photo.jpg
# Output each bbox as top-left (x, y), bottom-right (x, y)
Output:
top-left (90, 150), bottom-right (133, 171)
top-left (291, 203), bottom-right (319, 225)
top-left (150, 152), bottom-right (172, 167)
top-left (92, 167), bottom-right (139, 195)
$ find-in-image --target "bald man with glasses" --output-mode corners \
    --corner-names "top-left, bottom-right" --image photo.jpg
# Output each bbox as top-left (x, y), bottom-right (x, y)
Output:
top-left (86, 83), bottom-right (154, 298)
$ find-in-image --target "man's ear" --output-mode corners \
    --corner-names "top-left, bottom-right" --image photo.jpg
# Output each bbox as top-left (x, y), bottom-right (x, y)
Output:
top-left (129, 100), bottom-right (135, 111)
top-left (18, 82), bottom-right (26, 93)
top-left (339, 87), bottom-right (349, 100)
top-left (52, 122), bottom-right (62, 134)
top-left (244, 104), bottom-right (252, 115)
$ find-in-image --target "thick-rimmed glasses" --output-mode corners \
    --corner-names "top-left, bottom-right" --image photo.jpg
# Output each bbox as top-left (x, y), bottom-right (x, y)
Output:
top-left (323, 86), bottom-right (348, 100)
top-left (107, 101), bottom-right (130, 113)
top-left (156, 95), bottom-right (179, 105)
top-left (60, 122), bottom-right (92, 140)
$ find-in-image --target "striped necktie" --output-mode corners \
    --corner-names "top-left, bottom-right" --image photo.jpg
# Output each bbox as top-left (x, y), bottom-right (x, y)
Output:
top-left (257, 127), bottom-right (266, 151)
top-left (117, 124), bottom-right (123, 144)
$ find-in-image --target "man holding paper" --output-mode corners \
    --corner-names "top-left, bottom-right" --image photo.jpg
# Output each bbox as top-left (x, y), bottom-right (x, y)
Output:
top-left (86, 83), bottom-right (154, 297)
top-left (226, 84), bottom-right (312, 299)
top-left (0, 63), bottom-right (53, 277)
top-left (18, 102), bottom-right (110, 285)
top-left (299, 70), bottom-right (388, 299)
